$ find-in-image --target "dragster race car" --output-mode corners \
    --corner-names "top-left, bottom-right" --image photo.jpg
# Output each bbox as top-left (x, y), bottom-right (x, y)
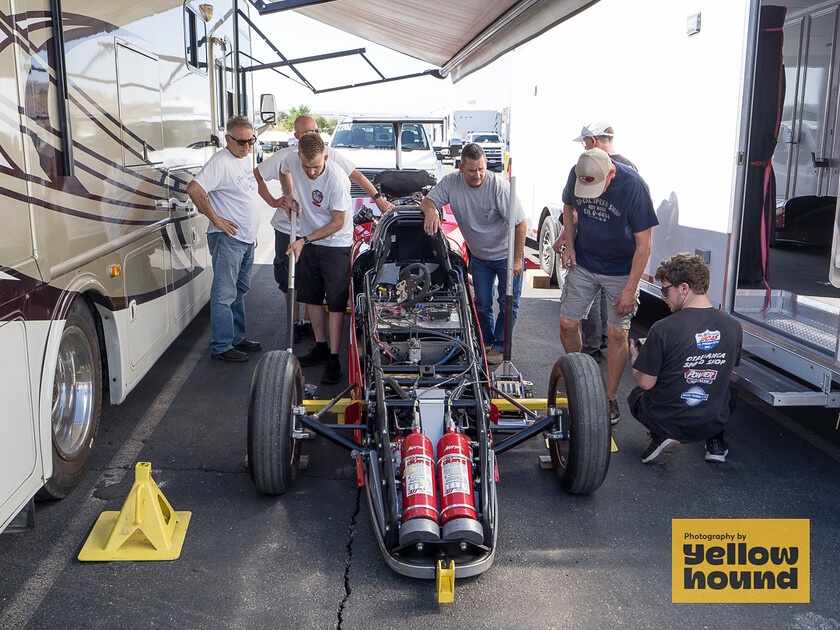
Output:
top-left (247, 170), bottom-right (611, 601)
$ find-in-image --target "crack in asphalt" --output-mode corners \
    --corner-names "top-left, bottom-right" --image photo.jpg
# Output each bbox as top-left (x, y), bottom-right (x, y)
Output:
top-left (336, 487), bottom-right (362, 630)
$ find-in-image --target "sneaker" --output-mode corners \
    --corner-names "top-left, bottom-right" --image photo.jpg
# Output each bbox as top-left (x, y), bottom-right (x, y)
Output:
top-left (641, 433), bottom-right (681, 464)
top-left (321, 355), bottom-right (342, 384)
top-left (293, 322), bottom-right (303, 344)
top-left (298, 343), bottom-right (330, 366)
top-left (234, 338), bottom-right (261, 351)
top-left (300, 321), bottom-right (314, 338)
top-left (608, 398), bottom-right (621, 425)
top-left (705, 432), bottom-right (729, 463)
top-left (211, 348), bottom-right (249, 362)
top-left (486, 347), bottom-right (504, 364)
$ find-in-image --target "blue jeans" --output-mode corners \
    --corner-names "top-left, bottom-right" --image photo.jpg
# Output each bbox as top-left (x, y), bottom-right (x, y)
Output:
top-left (208, 232), bottom-right (254, 354)
top-left (470, 255), bottom-right (522, 351)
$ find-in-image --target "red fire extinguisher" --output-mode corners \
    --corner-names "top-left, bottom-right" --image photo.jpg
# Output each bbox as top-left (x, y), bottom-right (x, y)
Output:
top-left (436, 417), bottom-right (484, 545)
top-left (399, 412), bottom-right (440, 545)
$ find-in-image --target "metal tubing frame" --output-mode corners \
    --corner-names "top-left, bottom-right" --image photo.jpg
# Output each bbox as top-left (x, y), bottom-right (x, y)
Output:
top-left (491, 415), bottom-right (557, 455)
top-left (298, 415), bottom-right (369, 454)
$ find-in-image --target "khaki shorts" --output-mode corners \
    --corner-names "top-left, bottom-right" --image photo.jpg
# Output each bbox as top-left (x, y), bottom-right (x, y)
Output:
top-left (559, 264), bottom-right (639, 330)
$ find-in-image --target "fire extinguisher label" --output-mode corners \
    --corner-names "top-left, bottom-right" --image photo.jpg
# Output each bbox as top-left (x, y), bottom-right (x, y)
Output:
top-left (404, 457), bottom-right (434, 497)
top-left (441, 455), bottom-right (470, 496)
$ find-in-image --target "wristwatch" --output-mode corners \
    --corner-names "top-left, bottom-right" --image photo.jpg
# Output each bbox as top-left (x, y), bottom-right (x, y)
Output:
top-left (302, 235), bottom-right (311, 245)
top-left (372, 192), bottom-right (382, 201)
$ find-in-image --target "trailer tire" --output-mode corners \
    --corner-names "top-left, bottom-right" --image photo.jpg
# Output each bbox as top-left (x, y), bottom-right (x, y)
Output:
top-left (39, 299), bottom-right (102, 500)
top-left (248, 350), bottom-right (302, 495)
top-left (538, 218), bottom-right (558, 281)
top-left (547, 353), bottom-right (610, 495)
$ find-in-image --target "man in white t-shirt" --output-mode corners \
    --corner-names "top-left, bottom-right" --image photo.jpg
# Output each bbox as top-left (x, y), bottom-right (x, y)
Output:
top-left (279, 132), bottom-right (352, 384)
top-left (254, 115), bottom-right (388, 343)
top-left (187, 116), bottom-right (264, 362)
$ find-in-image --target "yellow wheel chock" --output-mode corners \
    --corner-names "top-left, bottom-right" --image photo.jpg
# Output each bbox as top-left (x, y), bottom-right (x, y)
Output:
top-left (436, 559), bottom-right (455, 603)
top-left (78, 462), bottom-right (191, 561)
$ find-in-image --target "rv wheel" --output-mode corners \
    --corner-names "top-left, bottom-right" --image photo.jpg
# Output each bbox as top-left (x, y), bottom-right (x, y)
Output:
top-left (248, 350), bottom-right (303, 494)
top-left (547, 353), bottom-right (610, 495)
top-left (40, 300), bottom-right (103, 500)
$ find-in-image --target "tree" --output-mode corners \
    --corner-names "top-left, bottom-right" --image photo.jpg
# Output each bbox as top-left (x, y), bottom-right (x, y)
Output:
top-left (315, 114), bottom-right (339, 136)
top-left (278, 105), bottom-right (337, 135)
top-left (282, 105), bottom-right (311, 132)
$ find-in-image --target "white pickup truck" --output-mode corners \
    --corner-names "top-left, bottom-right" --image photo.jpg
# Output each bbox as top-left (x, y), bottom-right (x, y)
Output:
top-left (330, 116), bottom-right (444, 197)
top-left (461, 131), bottom-right (506, 172)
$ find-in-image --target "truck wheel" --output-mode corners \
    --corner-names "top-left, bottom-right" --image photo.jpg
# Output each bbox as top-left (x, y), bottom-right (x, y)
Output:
top-left (248, 350), bottom-right (302, 495)
top-left (554, 251), bottom-right (567, 292)
top-left (40, 300), bottom-right (102, 500)
top-left (538, 219), bottom-right (558, 281)
top-left (546, 353), bottom-right (610, 495)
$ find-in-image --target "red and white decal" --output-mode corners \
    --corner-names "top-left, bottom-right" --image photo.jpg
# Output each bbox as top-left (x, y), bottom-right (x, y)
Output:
top-left (684, 368), bottom-right (718, 384)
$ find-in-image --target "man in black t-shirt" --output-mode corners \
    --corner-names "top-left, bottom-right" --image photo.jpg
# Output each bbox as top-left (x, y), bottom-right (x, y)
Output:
top-left (629, 254), bottom-right (743, 464)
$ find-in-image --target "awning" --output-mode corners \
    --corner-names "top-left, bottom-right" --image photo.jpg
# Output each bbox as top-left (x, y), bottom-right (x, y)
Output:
top-left (250, 0), bottom-right (599, 82)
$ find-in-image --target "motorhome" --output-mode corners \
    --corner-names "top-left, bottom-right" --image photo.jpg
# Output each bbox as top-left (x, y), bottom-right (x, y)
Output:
top-left (510, 0), bottom-right (840, 407)
top-left (0, 0), bottom-right (254, 532)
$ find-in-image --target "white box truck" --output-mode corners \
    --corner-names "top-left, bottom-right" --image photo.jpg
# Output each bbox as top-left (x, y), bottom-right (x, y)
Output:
top-left (510, 0), bottom-right (840, 407)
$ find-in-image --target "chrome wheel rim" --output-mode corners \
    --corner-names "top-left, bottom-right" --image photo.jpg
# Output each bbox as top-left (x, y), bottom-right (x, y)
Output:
top-left (540, 226), bottom-right (554, 272)
top-left (52, 325), bottom-right (95, 460)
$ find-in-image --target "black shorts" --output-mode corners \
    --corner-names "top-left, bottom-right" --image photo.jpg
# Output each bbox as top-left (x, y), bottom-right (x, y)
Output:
top-left (273, 230), bottom-right (292, 292)
top-left (297, 243), bottom-right (351, 312)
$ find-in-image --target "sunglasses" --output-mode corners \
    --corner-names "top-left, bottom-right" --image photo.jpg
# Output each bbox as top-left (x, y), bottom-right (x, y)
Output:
top-left (228, 135), bottom-right (256, 146)
top-left (660, 283), bottom-right (675, 296)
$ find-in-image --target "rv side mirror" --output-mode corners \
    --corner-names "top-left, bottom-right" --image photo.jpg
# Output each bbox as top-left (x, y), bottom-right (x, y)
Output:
top-left (435, 147), bottom-right (450, 160)
top-left (259, 94), bottom-right (276, 125)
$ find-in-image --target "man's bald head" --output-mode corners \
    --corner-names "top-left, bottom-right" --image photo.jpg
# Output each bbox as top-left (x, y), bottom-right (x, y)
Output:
top-left (294, 115), bottom-right (317, 138)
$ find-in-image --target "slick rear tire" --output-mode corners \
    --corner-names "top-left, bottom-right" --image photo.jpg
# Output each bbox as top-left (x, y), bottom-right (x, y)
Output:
top-left (547, 353), bottom-right (610, 495)
top-left (39, 299), bottom-right (102, 500)
top-left (248, 350), bottom-right (303, 495)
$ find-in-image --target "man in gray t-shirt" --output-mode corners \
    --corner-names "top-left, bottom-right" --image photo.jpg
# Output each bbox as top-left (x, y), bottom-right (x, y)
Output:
top-left (421, 143), bottom-right (526, 364)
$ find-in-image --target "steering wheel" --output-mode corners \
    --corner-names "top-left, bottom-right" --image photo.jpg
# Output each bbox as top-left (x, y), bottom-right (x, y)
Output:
top-left (397, 263), bottom-right (431, 307)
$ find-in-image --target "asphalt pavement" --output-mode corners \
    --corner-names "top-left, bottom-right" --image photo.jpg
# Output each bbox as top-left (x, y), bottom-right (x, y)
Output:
top-left (1, 241), bottom-right (839, 630)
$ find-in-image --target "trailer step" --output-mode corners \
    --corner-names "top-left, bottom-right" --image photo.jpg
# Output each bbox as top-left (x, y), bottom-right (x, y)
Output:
top-left (732, 356), bottom-right (839, 407)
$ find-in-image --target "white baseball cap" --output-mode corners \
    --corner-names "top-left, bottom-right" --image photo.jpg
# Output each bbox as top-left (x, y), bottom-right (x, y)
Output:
top-left (573, 122), bottom-right (615, 142)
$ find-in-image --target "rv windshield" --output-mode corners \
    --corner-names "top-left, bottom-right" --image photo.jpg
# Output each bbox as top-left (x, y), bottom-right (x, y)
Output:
top-left (332, 123), bottom-right (429, 151)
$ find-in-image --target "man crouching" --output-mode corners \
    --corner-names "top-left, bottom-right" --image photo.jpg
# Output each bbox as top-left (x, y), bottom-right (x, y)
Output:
top-left (628, 253), bottom-right (743, 464)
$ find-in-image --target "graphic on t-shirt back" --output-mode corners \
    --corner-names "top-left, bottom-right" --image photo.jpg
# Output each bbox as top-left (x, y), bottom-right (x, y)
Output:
top-left (681, 386), bottom-right (709, 407)
top-left (684, 368), bottom-right (718, 385)
top-left (695, 329), bottom-right (721, 350)
top-left (312, 189), bottom-right (324, 207)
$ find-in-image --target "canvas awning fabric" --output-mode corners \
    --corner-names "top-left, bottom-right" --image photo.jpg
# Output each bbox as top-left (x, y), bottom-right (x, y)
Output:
top-left (284, 0), bottom-right (598, 81)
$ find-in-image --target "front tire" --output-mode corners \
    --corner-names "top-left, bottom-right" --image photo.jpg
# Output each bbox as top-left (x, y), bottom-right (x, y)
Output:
top-left (41, 299), bottom-right (102, 499)
top-left (248, 350), bottom-right (303, 494)
top-left (547, 353), bottom-right (610, 495)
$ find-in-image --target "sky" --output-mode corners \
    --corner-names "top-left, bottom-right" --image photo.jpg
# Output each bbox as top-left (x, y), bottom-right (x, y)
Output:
top-left (247, 10), bottom-right (513, 120)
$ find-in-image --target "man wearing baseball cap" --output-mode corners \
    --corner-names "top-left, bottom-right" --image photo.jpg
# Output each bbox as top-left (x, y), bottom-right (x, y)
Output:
top-left (558, 148), bottom-right (657, 424)
top-left (571, 123), bottom-right (638, 364)
top-left (573, 122), bottom-right (638, 171)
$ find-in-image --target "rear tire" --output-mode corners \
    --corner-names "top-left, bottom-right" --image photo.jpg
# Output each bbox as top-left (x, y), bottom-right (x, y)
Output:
top-left (538, 218), bottom-right (558, 281)
top-left (40, 300), bottom-right (102, 500)
top-left (248, 350), bottom-right (303, 495)
top-left (547, 353), bottom-right (610, 495)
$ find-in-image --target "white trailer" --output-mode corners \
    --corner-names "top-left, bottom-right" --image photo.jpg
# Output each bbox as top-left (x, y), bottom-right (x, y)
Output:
top-left (510, 0), bottom-right (840, 407)
top-left (0, 0), bottom-right (256, 532)
top-left (451, 109), bottom-right (504, 140)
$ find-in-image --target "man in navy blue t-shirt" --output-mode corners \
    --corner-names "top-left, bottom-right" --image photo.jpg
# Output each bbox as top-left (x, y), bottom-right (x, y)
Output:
top-left (559, 148), bottom-right (658, 424)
